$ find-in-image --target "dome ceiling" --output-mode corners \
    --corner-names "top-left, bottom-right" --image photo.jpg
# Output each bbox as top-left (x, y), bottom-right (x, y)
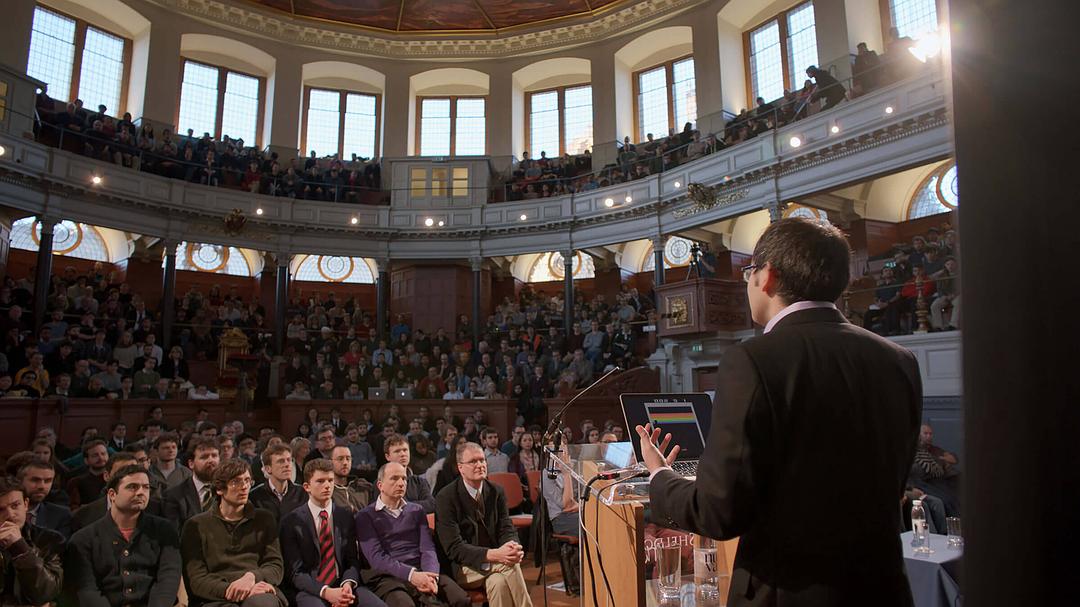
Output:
top-left (250, 0), bottom-right (628, 33)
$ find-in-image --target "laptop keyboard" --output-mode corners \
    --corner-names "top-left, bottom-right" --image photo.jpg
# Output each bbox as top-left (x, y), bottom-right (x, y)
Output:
top-left (671, 460), bottom-right (698, 477)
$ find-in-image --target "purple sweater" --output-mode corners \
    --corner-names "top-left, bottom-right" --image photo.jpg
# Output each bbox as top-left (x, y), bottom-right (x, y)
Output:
top-left (356, 501), bottom-right (439, 582)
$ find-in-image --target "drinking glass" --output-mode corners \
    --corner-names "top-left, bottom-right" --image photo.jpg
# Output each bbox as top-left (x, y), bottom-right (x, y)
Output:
top-left (656, 541), bottom-right (683, 600)
top-left (946, 516), bottom-right (963, 548)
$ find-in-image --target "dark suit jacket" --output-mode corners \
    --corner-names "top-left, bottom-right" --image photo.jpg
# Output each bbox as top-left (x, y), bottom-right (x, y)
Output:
top-left (162, 479), bottom-right (203, 531)
top-left (434, 478), bottom-right (516, 578)
top-left (31, 501), bottom-right (72, 540)
top-left (68, 471), bottom-right (106, 510)
top-left (249, 482), bottom-right (308, 524)
top-left (279, 503), bottom-right (361, 600)
top-left (649, 307), bottom-right (922, 607)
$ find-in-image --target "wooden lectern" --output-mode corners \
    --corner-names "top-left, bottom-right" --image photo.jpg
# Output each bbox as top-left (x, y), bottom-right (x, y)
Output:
top-left (554, 444), bottom-right (739, 606)
top-left (654, 278), bottom-right (752, 336)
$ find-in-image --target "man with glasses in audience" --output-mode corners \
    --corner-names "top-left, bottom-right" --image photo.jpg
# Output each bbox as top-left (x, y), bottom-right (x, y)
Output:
top-left (180, 459), bottom-right (286, 607)
top-left (66, 463), bottom-right (182, 606)
top-left (434, 442), bottom-right (532, 607)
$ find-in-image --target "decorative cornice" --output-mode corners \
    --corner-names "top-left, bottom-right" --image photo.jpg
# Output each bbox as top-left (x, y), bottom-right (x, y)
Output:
top-left (149, 0), bottom-right (709, 59)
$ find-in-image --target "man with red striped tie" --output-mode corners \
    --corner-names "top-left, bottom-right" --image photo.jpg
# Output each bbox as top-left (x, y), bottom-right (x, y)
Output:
top-left (180, 458), bottom-right (286, 607)
top-left (280, 459), bottom-right (386, 607)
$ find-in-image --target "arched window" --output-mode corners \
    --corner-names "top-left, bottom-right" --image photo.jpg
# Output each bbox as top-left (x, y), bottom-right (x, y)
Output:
top-left (642, 236), bottom-right (694, 272)
top-left (527, 252), bottom-right (596, 282)
top-left (293, 256), bottom-right (376, 284)
top-left (907, 161), bottom-right (958, 219)
top-left (9, 218), bottom-right (110, 261)
top-left (784, 204), bottom-right (831, 223)
top-left (172, 242), bottom-right (251, 276)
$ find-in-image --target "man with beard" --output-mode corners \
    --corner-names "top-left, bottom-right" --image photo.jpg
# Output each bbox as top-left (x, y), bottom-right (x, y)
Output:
top-left (163, 436), bottom-right (221, 531)
top-left (0, 476), bottom-right (64, 605)
top-left (180, 459), bottom-right (286, 607)
top-left (329, 446), bottom-right (371, 513)
top-left (68, 438), bottom-right (110, 510)
top-left (66, 464), bottom-right (182, 606)
top-left (17, 459), bottom-right (72, 539)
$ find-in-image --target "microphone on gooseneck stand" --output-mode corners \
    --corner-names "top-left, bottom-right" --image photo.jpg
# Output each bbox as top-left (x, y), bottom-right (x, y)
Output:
top-left (543, 365), bottom-right (622, 479)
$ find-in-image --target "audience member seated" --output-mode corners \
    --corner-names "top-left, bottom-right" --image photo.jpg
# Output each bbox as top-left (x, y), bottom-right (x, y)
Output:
top-left (68, 438), bottom-right (109, 510)
top-left (279, 459), bottom-right (383, 607)
top-left (17, 458), bottom-right (72, 540)
top-left (0, 476), bottom-right (64, 606)
top-left (382, 435), bottom-right (435, 514)
top-left (65, 463), bottom-right (182, 607)
top-left (357, 462), bottom-right (469, 607)
top-left (909, 424), bottom-right (961, 517)
top-left (249, 444), bottom-right (308, 524)
top-left (329, 445), bottom-right (372, 513)
top-left (434, 442), bottom-right (533, 607)
top-left (162, 436), bottom-right (221, 531)
top-left (481, 428), bottom-right (510, 474)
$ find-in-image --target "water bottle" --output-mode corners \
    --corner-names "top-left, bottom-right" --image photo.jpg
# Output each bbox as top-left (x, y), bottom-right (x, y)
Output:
top-left (911, 500), bottom-right (930, 554)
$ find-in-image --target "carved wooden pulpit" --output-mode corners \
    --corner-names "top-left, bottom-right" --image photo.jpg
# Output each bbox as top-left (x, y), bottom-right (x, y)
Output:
top-left (216, 327), bottom-right (250, 399)
top-left (654, 278), bottom-right (752, 336)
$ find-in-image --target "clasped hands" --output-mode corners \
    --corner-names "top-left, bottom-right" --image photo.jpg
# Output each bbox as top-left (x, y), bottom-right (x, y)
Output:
top-left (224, 572), bottom-right (276, 602)
top-left (487, 540), bottom-right (525, 566)
top-left (409, 570), bottom-right (440, 595)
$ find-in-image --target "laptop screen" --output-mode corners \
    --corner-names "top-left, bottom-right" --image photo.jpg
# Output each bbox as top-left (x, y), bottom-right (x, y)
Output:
top-left (620, 393), bottom-right (713, 462)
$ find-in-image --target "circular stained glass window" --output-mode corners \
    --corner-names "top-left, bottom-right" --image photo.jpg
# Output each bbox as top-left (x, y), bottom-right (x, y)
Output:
top-left (937, 164), bottom-right (958, 208)
top-left (665, 237), bottom-right (692, 267)
top-left (318, 256), bottom-right (355, 282)
top-left (188, 243), bottom-right (228, 272)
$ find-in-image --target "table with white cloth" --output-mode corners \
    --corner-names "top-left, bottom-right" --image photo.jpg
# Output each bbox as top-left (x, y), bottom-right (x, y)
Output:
top-left (901, 531), bottom-right (963, 607)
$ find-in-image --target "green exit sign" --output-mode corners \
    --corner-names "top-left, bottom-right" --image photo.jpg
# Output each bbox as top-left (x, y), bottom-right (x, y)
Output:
top-left (691, 342), bottom-right (703, 352)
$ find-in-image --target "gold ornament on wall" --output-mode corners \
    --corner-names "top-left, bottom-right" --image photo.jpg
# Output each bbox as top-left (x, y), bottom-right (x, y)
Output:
top-left (674, 183), bottom-right (750, 218)
top-left (224, 209), bottom-right (247, 235)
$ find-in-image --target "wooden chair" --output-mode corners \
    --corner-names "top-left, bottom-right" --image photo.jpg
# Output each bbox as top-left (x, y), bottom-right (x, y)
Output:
top-left (426, 511), bottom-right (489, 605)
top-left (526, 470), bottom-right (542, 504)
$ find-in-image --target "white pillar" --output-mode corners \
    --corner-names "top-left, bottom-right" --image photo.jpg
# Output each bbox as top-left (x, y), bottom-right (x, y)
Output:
top-left (717, 17), bottom-right (748, 116)
top-left (692, 16), bottom-right (725, 136)
top-left (266, 53), bottom-right (301, 157)
top-left (384, 70), bottom-right (410, 158)
top-left (814, 0), bottom-right (855, 80)
top-left (592, 49), bottom-right (621, 168)
top-left (138, 27), bottom-right (182, 130)
top-left (0, 2), bottom-right (35, 82)
top-left (486, 66), bottom-right (514, 161)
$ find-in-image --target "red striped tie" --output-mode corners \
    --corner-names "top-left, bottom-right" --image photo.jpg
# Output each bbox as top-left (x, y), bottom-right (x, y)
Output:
top-left (316, 510), bottom-right (337, 585)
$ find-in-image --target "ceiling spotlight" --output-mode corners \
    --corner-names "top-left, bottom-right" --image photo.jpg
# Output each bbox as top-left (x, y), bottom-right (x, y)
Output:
top-left (91, 175), bottom-right (102, 185)
top-left (830, 125), bottom-right (840, 134)
top-left (624, 195), bottom-right (633, 203)
top-left (604, 198), bottom-right (614, 207)
top-left (885, 106), bottom-right (894, 115)
top-left (674, 181), bottom-right (681, 188)
top-left (437, 220), bottom-right (445, 227)
top-left (789, 136), bottom-right (802, 148)
top-left (0, 145), bottom-right (6, 157)
top-left (424, 217), bottom-right (434, 227)
top-left (350, 216), bottom-right (358, 225)
top-left (519, 214), bottom-right (527, 221)
top-left (255, 207), bottom-right (264, 215)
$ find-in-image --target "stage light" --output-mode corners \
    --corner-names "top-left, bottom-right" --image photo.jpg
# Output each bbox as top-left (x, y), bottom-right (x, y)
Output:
top-left (830, 125), bottom-right (840, 134)
top-left (885, 106), bottom-right (894, 115)
top-left (673, 181), bottom-right (681, 188)
top-left (909, 32), bottom-right (942, 63)
top-left (789, 136), bottom-right (802, 148)
top-left (255, 207), bottom-right (264, 215)
top-left (604, 198), bottom-right (614, 207)
top-left (519, 214), bottom-right (527, 221)
top-left (624, 195), bottom-right (633, 203)
top-left (91, 175), bottom-right (102, 185)
top-left (424, 217), bottom-right (434, 227)
top-left (437, 220), bottom-right (445, 227)
top-left (350, 216), bottom-right (358, 225)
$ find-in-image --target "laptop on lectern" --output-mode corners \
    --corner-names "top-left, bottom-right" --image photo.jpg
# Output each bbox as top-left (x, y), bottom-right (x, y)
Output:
top-left (620, 393), bottom-right (713, 479)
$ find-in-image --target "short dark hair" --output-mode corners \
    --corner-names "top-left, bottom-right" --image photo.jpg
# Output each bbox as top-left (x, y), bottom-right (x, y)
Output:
top-left (16, 458), bottom-right (54, 479)
top-left (383, 433), bottom-right (408, 454)
top-left (751, 217), bottom-right (851, 303)
top-left (152, 432), bottom-right (179, 450)
top-left (260, 443), bottom-right (291, 467)
top-left (197, 421), bottom-right (218, 433)
top-left (0, 476), bottom-right (24, 501)
top-left (212, 459), bottom-right (251, 495)
top-left (106, 464), bottom-right (148, 493)
top-left (303, 458), bottom-right (334, 482)
top-left (106, 452), bottom-right (138, 474)
top-left (82, 438), bottom-right (108, 457)
top-left (186, 435), bottom-right (220, 464)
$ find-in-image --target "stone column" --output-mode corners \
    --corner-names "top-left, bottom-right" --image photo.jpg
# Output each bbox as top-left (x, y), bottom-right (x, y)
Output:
top-left (590, 50), bottom-right (620, 168)
top-left (813, 0), bottom-right (854, 80)
top-left (383, 71), bottom-right (410, 158)
top-left (138, 28), bottom-right (182, 129)
top-left (562, 250), bottom-right (574, 333)
top-left (274, 253), bottom-right (290, 355)
top-left (652, 235), bottom-right (666, 287)
top-left (32, 216), bottom-right (57, 331)
top-left (160, 240), bottom-right (177, 347)
top-left (0, 2), bottom-right (37, 85)
top-left (951, 2), bottom-right (1079, 605)
top-left (486, 67), bottom-right (514, 159)
top-left (265, 53), bottom-right (302, 158)
top-left (691, 15), bottom-right (725, 136)
top-left (470, 257), bottom-right (483, 349)
top-left (375, 258), bottom-right (389, 343)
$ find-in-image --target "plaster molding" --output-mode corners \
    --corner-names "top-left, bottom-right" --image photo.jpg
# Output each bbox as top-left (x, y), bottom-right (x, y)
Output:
top-left (148, 0), bottom-right (711, 59)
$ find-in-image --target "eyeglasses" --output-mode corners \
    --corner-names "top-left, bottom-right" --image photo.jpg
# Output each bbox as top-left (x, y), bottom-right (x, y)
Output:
top-left (741, 264), bottom-right (759, 283)
top-left (460, 458), bottom-right (487, 467)
top-left (227, 477), bottom-right (254, 488)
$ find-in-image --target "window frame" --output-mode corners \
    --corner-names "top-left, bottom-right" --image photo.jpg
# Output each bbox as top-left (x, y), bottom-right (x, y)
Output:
top-left (175, 57), bottom-right (267, 147)
top-left (524, 83), bottom-right (593, 157)
top-left (29, 4), bottom-right (133, 114)
top-left (632, 54), bottom-right (694, 143)
top-left (878, 0), bottom-right (945, 43)
top-left (300, 85), bottom-right (382, 159)
top-left (414, 95), bottom-right (488, 157)
top-left (742, 0), bottom-right (818, 104)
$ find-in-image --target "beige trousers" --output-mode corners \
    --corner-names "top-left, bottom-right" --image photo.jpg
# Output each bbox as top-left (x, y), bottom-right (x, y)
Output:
top-left (458, 562), bottom-right (534, 607)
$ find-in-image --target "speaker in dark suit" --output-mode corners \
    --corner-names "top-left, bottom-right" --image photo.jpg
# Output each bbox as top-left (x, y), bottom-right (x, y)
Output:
top-left (639, 218), bottom-right (923, 607)
top-left (279, 501), bottom-right (383, 606)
